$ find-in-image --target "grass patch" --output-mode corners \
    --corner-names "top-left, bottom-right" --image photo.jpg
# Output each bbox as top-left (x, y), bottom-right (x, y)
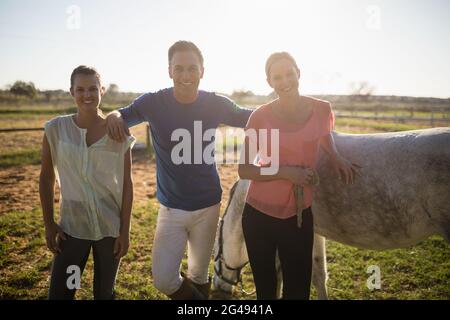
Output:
top-left (6, 269), bottom-right (41, 288)
top-left (0, 105), bottom-right (116, 116)
top-left (0, 205), bottom-right (165, 300)
top-left (324, 238), bottom-right (450, 300)
top-left (1, 203), bottom-right (448, 300)
top-left (0, 148), bottom-right (41, 168)
top-left (337, 110), bottom-right (450, 119)
top-left (335, 118), bottom-right (429, 132)
top-left (233, 237), bottom-right (450, 300)
top-left (0, 108), bottom-right (77, 116)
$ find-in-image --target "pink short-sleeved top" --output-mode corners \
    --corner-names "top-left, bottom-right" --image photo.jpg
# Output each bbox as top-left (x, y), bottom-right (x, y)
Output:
top-left (245, 97), bottom-right (335, 219)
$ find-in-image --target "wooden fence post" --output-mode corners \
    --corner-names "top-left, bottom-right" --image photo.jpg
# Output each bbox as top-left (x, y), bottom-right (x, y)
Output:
top-left (146, 123), bottom-right (155, 160)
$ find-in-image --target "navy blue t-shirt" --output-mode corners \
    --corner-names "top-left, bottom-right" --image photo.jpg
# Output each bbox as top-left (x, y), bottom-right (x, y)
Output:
top-left (119, 88), bottom-right (252, 211)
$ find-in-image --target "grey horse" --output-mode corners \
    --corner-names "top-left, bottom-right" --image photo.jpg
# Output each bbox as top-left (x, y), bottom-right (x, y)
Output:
top-left (213, 127), bottom-right (450, 299)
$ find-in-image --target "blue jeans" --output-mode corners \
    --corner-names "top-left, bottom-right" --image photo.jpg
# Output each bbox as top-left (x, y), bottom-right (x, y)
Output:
top-left (48, 234), bottom-right (119, 300)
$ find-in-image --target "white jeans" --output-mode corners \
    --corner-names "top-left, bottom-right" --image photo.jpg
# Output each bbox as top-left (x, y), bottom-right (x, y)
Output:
top-left (151, 202), bottom-right (221, 295)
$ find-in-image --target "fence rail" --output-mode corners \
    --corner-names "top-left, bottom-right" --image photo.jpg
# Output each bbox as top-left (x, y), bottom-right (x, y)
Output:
top-left (1, 114), bottom-right (449, 133)
top-left (335, 114), bottom-right (450, 126)
top-left (0, 127), bottom-right (44, 132)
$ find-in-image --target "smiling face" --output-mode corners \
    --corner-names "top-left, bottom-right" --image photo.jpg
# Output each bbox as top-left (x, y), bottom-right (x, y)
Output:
top-left (267, 58), bottom-right (300, 99)
top-left (169, 50), bottom-right (204, 99)
top-left (70, 74), bottom-right (105, 112)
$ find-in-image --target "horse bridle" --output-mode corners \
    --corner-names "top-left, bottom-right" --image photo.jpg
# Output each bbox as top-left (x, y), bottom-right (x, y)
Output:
top-left (214, 180), bottom-right (248, 287)
top-left (213, 215), bottom-right (248, 287)
top-left (213, 181), bottom-right (252, 291)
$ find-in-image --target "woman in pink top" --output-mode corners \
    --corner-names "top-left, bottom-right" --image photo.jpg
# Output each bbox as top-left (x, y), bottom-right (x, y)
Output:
top-left (239, 52), bottom-right (360, 300)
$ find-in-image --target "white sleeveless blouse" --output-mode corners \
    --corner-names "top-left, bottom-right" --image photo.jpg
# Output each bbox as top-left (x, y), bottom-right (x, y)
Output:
top-left (44, 115), bottom-right (135, 240)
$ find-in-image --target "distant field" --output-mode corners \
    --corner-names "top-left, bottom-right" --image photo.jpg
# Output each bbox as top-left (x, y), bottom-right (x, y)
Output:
top-left (337, 110), bottom-right (450, 118)
top-left (0, 112), bottom-right (148, 168)
top-left (1, 104), bottom-right (448, 168)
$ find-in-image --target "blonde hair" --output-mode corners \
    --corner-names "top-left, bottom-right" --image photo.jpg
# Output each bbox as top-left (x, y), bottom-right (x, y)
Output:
top-left (265, 52), bottom-right (300, 78)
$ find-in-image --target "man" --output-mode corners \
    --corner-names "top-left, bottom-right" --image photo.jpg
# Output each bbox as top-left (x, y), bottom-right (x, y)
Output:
top-left (106, 41), bottom-right (252, 299)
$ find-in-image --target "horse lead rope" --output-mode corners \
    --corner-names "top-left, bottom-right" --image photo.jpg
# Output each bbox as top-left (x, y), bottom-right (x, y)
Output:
top-left (295, 171), bottom-right (320, 228)
top-left (216, 174), bottom-right (320, 295)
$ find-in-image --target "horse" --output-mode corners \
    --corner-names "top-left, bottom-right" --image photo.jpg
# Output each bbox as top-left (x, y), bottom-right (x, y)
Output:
top-left (213, 128), bottom-right (450, 299)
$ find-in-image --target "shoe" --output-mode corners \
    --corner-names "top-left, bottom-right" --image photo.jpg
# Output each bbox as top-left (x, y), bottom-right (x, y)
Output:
top-left (168, 277), bottom-right (205, 300)
top-left (191, 277), bottom-right (211, 299)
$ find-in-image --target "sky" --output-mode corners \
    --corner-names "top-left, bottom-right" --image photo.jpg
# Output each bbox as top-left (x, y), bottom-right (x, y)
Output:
top-left (0, 0), bottom-right (449, 98)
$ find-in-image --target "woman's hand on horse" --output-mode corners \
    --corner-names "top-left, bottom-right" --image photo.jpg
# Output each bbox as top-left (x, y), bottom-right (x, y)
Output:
top-left (332, 155), bottom-right (362, 184)
top-left (282, 166), bottom-right (315, 186)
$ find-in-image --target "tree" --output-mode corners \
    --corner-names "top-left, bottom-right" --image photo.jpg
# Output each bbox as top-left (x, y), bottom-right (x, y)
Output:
top-left (349, 81), bottom-right (374, 101)
top-left (231, 90), bottom-right (255, 100)
top-left (10, 81), bottom-right (37, 98)
top-left (103, 84), bottom-right (120, 103)
top-left (44, 91), bottom-right (52, 102)
top-left (106, 83), bottom-right (119, 96)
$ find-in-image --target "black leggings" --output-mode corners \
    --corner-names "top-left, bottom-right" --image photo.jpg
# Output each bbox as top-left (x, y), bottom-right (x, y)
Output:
top-left (48, 234), bottom-right (120, 300)
top-left (242, 203), bottom-right (314, 300)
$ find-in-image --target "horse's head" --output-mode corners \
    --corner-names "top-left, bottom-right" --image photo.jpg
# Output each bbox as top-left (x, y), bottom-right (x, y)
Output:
top-left (213, 180), bottom-right (250, 297)
top-left (213, 217), bottom-right (247, 296)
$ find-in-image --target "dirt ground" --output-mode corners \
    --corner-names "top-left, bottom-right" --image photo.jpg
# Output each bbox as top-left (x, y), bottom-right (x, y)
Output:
top-left (0, 147), bottom-right (240, 216)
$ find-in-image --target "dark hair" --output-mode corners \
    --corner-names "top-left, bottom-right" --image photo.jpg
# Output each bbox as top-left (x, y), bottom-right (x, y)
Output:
top-left (70, 65), bottom-right (101, 89)
top-left (265, 52), bottom-right (300, 79)
top-left (168, 40), bottom-right (204, 67)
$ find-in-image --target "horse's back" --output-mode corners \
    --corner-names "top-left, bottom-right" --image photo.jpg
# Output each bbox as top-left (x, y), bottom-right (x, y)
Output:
top-left (313, 128), bottom-right (450, 249)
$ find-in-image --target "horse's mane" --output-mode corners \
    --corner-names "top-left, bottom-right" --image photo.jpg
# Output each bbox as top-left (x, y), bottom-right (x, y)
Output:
top-left (222, 180), bottom-right (240, 218)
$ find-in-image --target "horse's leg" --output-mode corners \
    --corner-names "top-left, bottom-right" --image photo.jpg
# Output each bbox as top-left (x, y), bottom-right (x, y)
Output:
top-left (312, 234), bottom-right (328, 300)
